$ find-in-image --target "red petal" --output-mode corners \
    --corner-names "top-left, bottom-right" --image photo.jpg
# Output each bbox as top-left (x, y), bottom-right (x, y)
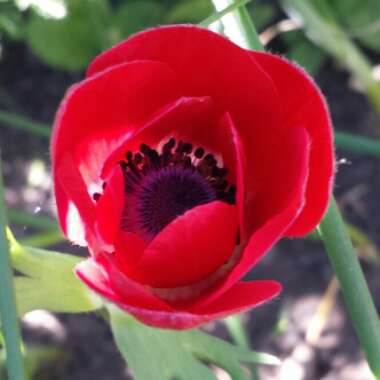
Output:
top-left (191, 280), bottom-right (281, 317)
top-left (126, 280), bottom-right (281, 329)
top-left (76, 256), bottom-right (171, 311)
top-left (76, 258), bottom-right (280, 329)
top-left (95, 166), bottom-right (125, 247)
top-left (87, 26), bottom-right (281, 211)
top-left (219, 113), bottom-right (246, 237)
top-left (130, 201), bottom-right (238, 288)
top-left (51, 60), bottom-right (180, 187)
top-left (194, 127), bottom-right (311, 307)
top-left (100, 96), bottom-right (219, 179)
top-left (252, 51), bottom-right (334, 236)
top-left (114, 231), bottom-right (147, 269)
top-left (55, 153), bottom-right (96, 245)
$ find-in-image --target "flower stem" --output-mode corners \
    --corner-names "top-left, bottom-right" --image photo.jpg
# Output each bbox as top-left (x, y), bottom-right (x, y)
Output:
top-left (225, 315), bottom-right (260, 380)
top-left (213, 1), bottom-right (380, 378)
top-left (0, 109), bottom-right (50, 138)
top-left (211, 0), bottom-right (263, 51)
top-left (199, 0), bottom-right (252, 27)
top-left (318, 199), bottom-right (380, 378)
top-left (0, 155), bottom-right (27, 380)
top-left (335, 131), bottom-right (380, 157)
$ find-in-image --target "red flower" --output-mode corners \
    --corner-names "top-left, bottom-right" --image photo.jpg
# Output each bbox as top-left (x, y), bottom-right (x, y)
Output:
top-left (51, 25), bottom-right (334, 329)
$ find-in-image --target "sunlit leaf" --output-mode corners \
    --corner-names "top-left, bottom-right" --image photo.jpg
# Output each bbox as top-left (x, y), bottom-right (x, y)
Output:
top-left (110, 308), bottom-right (280, 380)
top-left (111, 1), bottom-right (165, 42)
top-left (166, 0), bottom-right (212, 24)
top-left (288, 36), bottom-right (326, 75)
top-left (25, 0), bottom-right (111, 70)
top-left (7, 229), bottom-right (101, 314)
top-left (330, 0), bottom-right (380, 52)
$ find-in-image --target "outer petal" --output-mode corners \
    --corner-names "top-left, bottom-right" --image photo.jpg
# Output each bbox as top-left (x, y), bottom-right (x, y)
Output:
top-left (100, 96), bottom-right (219, 179)
top-left (76, 258), bottom-right (280, 329)
top-left (55, 153), bottom-right (96, 245)
top-left (251, 51), bottom-right (334, 236)
top-left (194, 126), bottom-right (311, 307)
top-left (76, 256), bottom-right (172, 312)
top-left (52, 60), bottom-right (179, 182)
top-left (51, 61), bottom-right (180, 239)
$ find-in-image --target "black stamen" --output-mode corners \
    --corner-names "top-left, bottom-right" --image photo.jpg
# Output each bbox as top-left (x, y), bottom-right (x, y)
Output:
top-left (93, 193), bottom-right (101, 201)
top-left (120, 136), bottom-right (237, 240)
top-left (194, 147), bottom-right (204, 158)
top-left (182, 142), bottom-right (192, 154)
top-left (140, 143), bottom-right (151, 155)
top-left (126, 151), bottom-right (133, 162)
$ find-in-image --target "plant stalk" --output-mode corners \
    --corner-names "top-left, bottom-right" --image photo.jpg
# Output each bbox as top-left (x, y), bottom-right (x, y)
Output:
top-left (0, 156), bottom-right (27, 380)
top-left (318, 199), bottom-right (380, 378)
top-left (0, 110), bottom-right (50, 138)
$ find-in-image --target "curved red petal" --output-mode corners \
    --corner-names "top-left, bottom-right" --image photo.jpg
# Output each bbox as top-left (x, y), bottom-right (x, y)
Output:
top-left (191, 280), bottom-right (281, 316)
top-left (76, 256), bottom-right (172, 311)
top-left (95, 165), bottom-right (125, 247)
top-left (130, 201), bottom-right (238, 288)
top-left (76, 258), bottom-right (280, 329)
top-left (251, 51), bottom-right (334, 236)
top-left (114, 230), bottom-right (147, 269)
top-left (194, 127), bottom-right (311, 307)
top-left (100, 96), bottom-right (219, 179)
top-left (55, 153), bottom-right (96, 245)
top-left (219, 113), bottom-right (246, 237)
top-left (125, 280), bottom-right (280, 329)
top-left (51, 60), bottom-right (180, 188)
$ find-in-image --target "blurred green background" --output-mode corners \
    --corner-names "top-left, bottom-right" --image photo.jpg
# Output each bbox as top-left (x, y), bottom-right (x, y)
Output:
top-left (1, 1), bottom-right (380, 379)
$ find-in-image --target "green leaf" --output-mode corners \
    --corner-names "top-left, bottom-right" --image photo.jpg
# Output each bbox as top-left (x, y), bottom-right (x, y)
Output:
top-left (14, 276), bottom-right (98, 315)
top-left (329, 0), bottom-right (380, 52)
top-left (110, 308), bottom-right (279, 380)
top-left (25, 0), bottom-right (111, 70)
top-left (288, 36), bottom-right (326, 75)
top-left (7, 229), bottom-right (101, 315)
top-left (111, 1), bottom-right (165, 42)
top-left (0, 2), bottom-right (24, 40)
top-left (247, 1), bottom-right (276, 31)
top-left (0, 344), bottom-right (61, 379)
top-left (166, 0), bottom-right (212, 24)
top-left (26, 14), bottom-right (97, 70)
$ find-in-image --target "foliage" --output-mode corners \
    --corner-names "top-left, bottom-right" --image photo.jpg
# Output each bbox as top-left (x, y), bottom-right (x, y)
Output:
top-left (111, 308), bottom-right (279, 380)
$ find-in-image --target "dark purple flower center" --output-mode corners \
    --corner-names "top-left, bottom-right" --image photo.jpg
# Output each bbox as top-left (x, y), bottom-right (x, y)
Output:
top-left (94, 138), bottom-right (236, 241)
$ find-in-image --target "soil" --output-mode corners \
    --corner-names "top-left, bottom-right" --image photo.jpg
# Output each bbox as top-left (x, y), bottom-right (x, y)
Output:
top-left (1, 20), bottom-right (380, 380)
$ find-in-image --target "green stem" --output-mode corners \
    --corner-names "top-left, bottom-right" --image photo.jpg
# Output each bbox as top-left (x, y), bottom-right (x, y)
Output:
top-left (318, 199), bottom-right (380, 378)
top-left (213, 1), bottom-right (380, 378)
top-left (211, 0), bottom-right (263, 51)
top-left (335, 131), bottom-right (380, 157)
top-left (0, 110), bottom-right (50, 138)
top-left (20, 230), bottom-right (64, 248)
top-left (0, 156), bottom-right (27, 380)
top-left (200, 0), bottom-right (252, 27)
top-left (225, 315), bottom-right (260, 380)
top-left (8, 209), bottom-right (59, 231)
